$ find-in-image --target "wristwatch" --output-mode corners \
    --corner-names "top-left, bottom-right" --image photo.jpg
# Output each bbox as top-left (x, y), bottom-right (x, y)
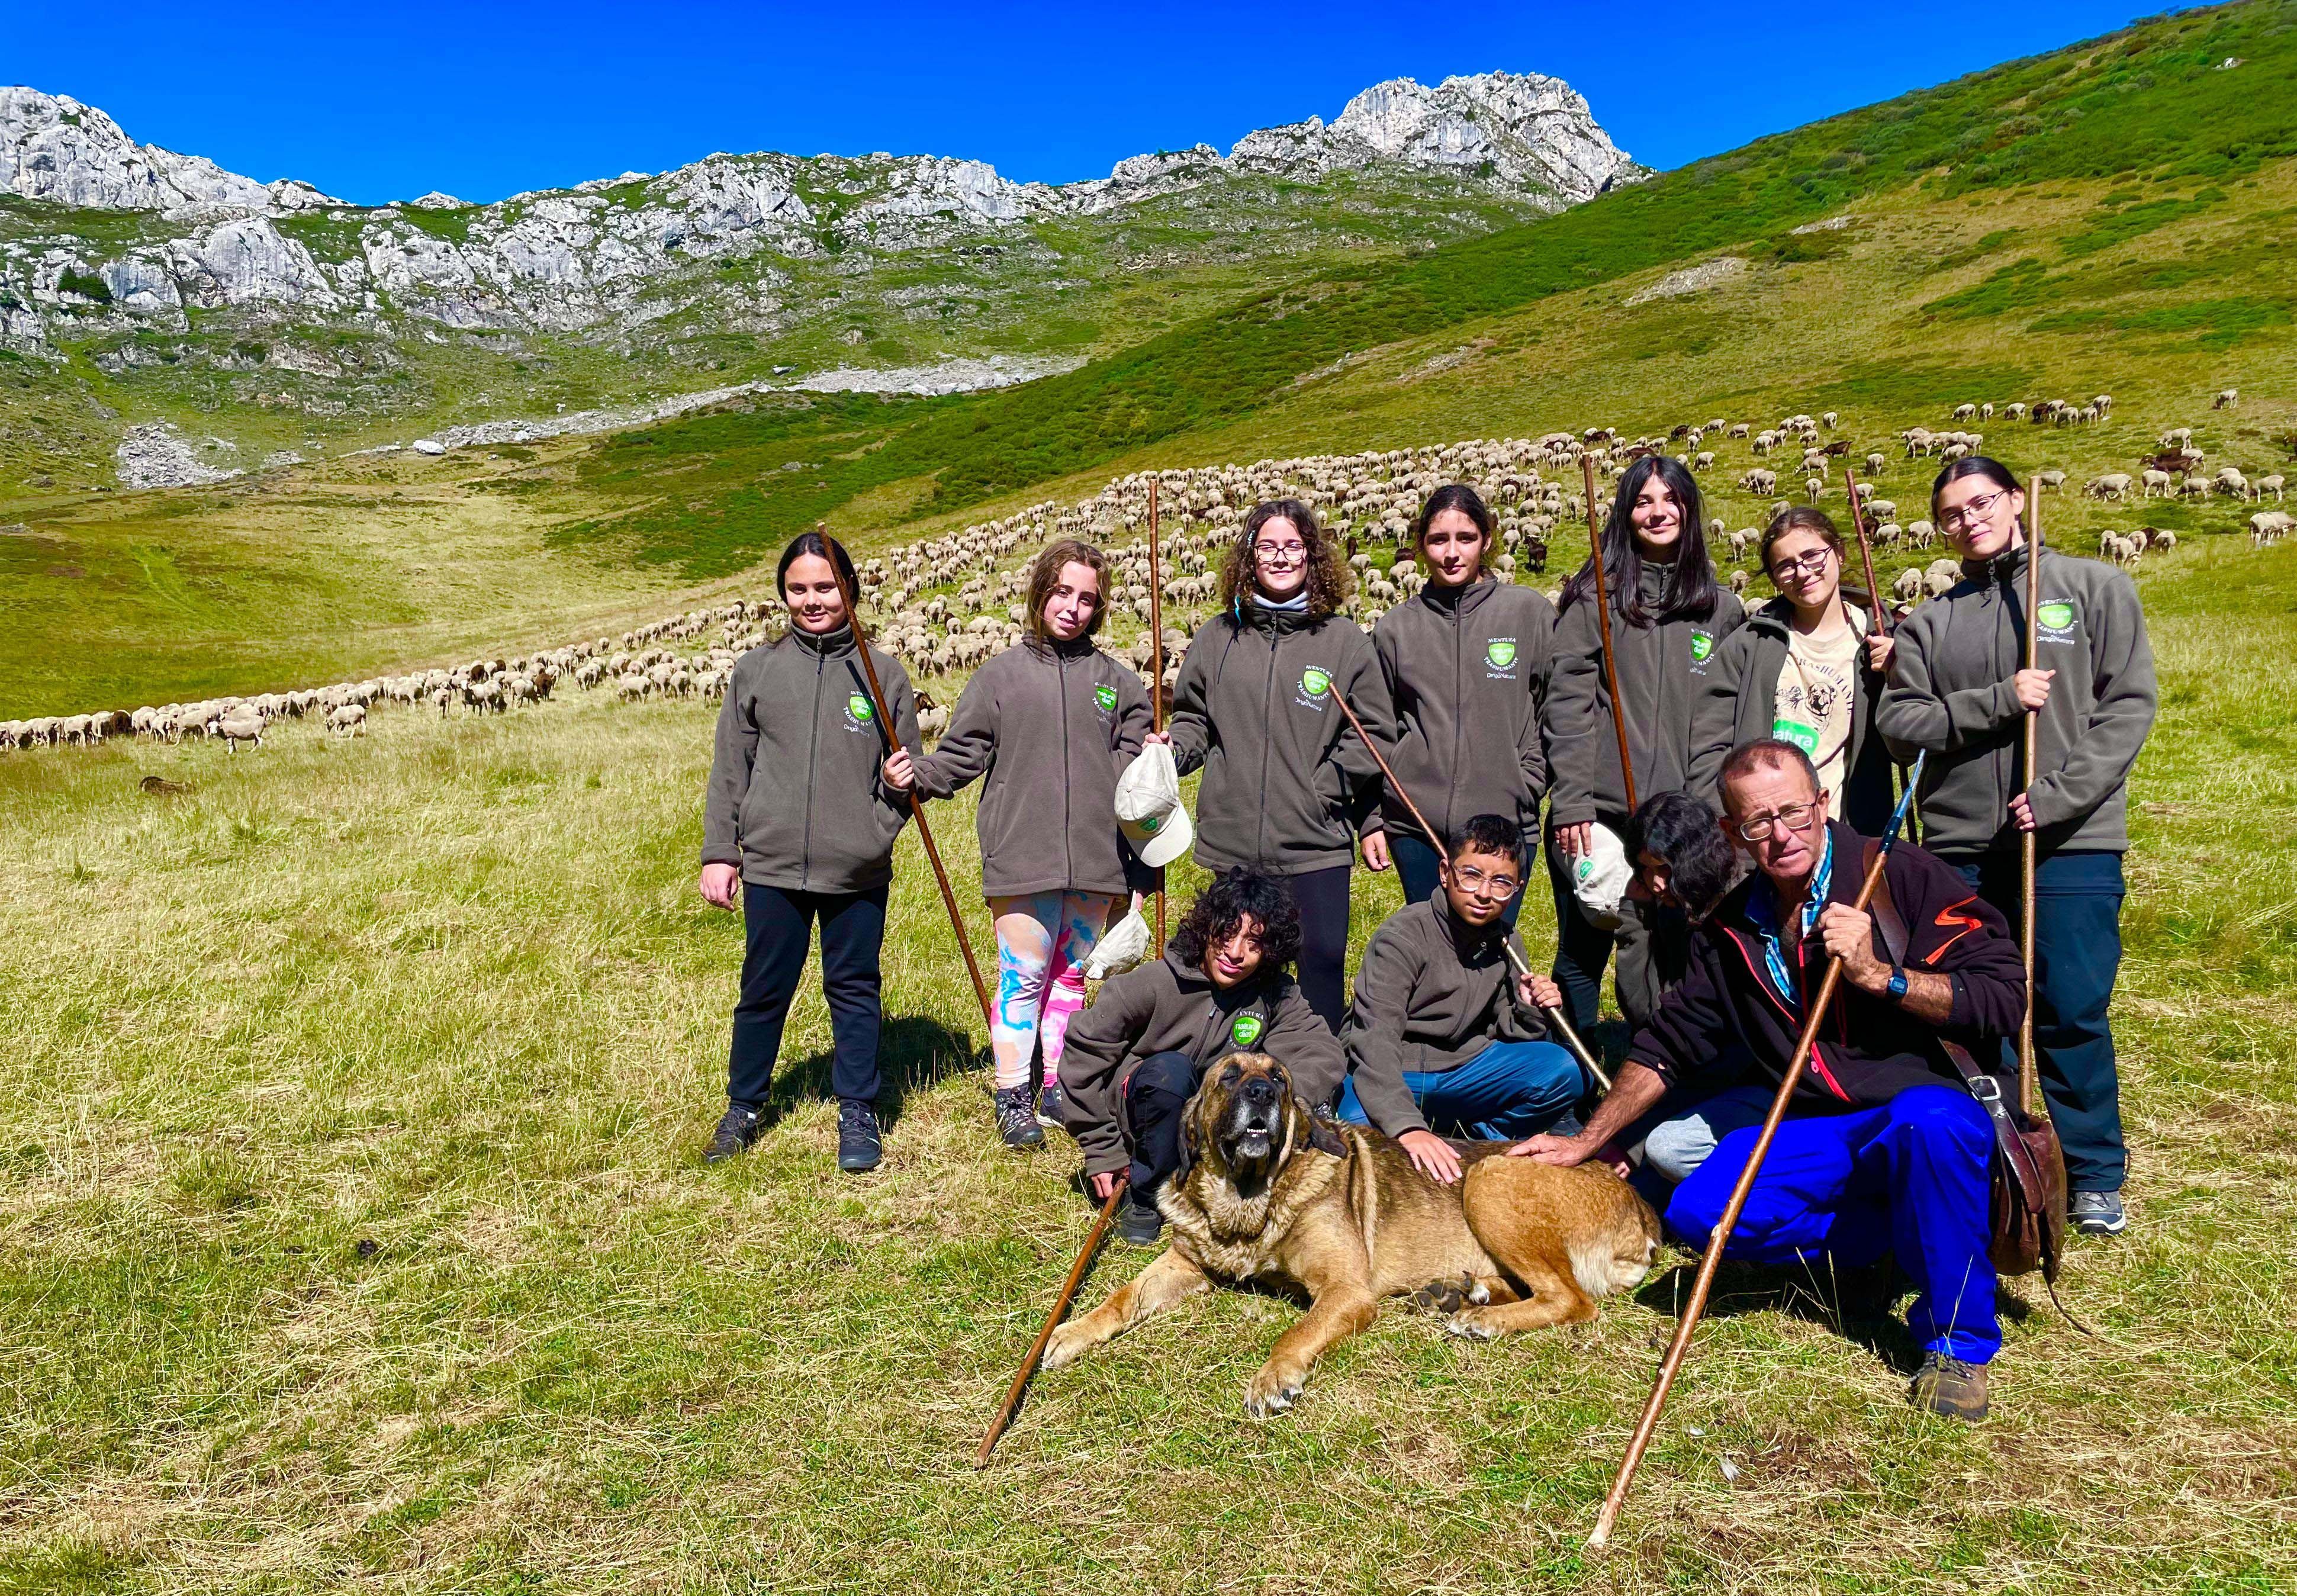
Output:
top-left (1886, 964), bottom-right (1909, 1000)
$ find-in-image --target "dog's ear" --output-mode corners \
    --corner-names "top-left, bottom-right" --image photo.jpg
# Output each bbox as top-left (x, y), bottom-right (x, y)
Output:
top-left (1176, 1109), bottom-right (1199, 1183)
top-left (1306, 1110), bottom-right (1349, 1159)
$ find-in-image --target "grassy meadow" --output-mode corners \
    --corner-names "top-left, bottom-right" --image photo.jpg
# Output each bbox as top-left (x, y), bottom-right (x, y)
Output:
top-left (1, 526), bottom-right (2293, 1592)
top-left (5, 4), bottom-right (2297, 1587)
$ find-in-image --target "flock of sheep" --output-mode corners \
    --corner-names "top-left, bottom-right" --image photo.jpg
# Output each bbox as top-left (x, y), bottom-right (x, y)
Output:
top-left (3, 390), bottom-right (2284, 757)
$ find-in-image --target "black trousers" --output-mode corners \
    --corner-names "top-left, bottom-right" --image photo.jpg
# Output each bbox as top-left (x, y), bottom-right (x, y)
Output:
top-left (1288, 864), bottom-right (1353, 1032)
top-left (1123, 1050), bottom-right (1202, 1206)
top-left (728, 881), bottom-right (887, 1109)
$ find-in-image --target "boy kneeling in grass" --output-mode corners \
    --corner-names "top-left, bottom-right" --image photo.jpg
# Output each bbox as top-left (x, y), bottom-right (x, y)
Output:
top-left (1336, 813), bottom-right (1591, 1186)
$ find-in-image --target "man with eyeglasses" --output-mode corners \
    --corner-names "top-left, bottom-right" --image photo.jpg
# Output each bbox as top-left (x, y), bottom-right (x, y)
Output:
top-left (1336, 814), bottom-right (1589, 1185)
top-left (1509, 738), bottom-right (2028, 1420)
top-left (1878, 458), bottom-right (2157, 1239)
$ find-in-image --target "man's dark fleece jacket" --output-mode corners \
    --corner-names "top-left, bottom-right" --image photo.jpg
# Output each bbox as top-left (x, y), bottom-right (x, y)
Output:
top-left (1628, 822), bottom-right (2027, 1112)
top-left (1058, 950), bottom-right (1345, 1178)
top-left (1341, 893), bottom-right (1552, 1138)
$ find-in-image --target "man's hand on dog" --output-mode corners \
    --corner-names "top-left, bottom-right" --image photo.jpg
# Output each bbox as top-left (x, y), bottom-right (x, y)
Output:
top-left (1398, 1129), bottom-right (1463, 1185)
top-left (1507, 1131), bottom-right (1632, 1178)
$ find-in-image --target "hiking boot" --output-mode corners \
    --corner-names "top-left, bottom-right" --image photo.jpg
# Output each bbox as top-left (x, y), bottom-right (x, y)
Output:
top-left (1910, 1352), bottom-right (1990, 1423)
top-left (1118, 1194), bottom-right (1164, 1247)
top-left (1035, 1077), bottom-right (1068, 1130)
top-left (995, 1086), bottom-right (1045, 1150)
top-left (836, 1099), bottom-right (883, 1173)
top-left (704, 1103), bottom-right (763, 1164)
top-left (2070, 1190), bottom-right (2127, 1237)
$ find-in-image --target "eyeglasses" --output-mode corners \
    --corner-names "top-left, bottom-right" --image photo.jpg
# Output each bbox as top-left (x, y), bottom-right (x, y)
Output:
top-left (1254, 540), bottom-right (1307, 564)
top-left (1768, 549), bottom-right (1835, 580)
top-left (1452, 864), bottom-right (1520, 896)
top-left (1937, 490), bottom-right (2009, 532)
top-left (1733, 801), bottom-right (1822, 842)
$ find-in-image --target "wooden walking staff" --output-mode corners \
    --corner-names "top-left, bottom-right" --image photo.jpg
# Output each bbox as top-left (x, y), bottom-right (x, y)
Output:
top-left (975, 1182), bottom-right (1125, 1466)
top-left (1327, 689), bottom-right (1611, 1093)
top-left (1147, 478), bottom-right (1167, 957)
top-left (1579, 455), bottom-right (1638, 814)
top-left (816, 527), bottom-right (995, 1035)
top-left (2019, 482), bottom-right (2042, 1119)
top-left (1841, 465), bottom-right (1893, 635)
top-left (1587, 751), bottom-right (1926, 1549)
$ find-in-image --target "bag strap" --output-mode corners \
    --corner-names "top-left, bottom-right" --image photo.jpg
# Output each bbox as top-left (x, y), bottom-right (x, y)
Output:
top-left (1867, 837), bottom-right (2047, 1208)
top-left (1862, 837), bottom-right (1912, 966)
top-left (1941, 1038), bottom-right (2047, 1211)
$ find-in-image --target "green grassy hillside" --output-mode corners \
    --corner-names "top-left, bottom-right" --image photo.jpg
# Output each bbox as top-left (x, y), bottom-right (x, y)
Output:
top-left (0, 531), bottom-right (2289, 1592)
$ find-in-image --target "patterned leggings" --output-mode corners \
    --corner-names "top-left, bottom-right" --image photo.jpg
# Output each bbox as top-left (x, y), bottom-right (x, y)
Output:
top-left (990, 893), bottom-right (1117, 1091)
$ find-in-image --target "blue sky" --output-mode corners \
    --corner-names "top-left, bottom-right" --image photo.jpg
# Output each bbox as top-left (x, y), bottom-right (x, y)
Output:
top-left (13, 1), bottom-right (2173, 205)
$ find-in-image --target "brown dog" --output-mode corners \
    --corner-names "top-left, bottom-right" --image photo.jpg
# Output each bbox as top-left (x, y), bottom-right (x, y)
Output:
top-left (1043, 1053), bottom-right (1661, 1416)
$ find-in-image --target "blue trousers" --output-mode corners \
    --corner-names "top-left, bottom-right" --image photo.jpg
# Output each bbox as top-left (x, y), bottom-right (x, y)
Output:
top-left (1953, 851), bottom-right (2127, 1192)
top-left (1336, 1040), bottom-right (1585, 1141)
top-left (1665, 1085), bottom-right (2000, 1363)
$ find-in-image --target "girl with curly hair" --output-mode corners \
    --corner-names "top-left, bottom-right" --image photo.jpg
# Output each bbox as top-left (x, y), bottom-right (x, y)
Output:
top-left (1150, 500), bottom-right (1396, 1029)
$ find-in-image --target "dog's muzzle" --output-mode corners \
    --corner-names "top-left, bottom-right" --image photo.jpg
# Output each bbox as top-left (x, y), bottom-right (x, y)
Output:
top-left (1227, 1075), bottom-right (1282, 1159)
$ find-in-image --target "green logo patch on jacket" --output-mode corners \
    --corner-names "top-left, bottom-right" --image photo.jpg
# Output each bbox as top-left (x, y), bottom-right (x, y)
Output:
top-left (1485, 639), bottom-right (1518, 670)
top-left (1690, 630), bottom-right (1715, 664)
top-left (2037, 600), bottom-right (2078, 642)
top-left (847, 693), bottom-right (874, 723)
top-left (1299, 667), bottom-right (1332, 698)
top-left (1094, 684), bottom-right (1119, 713)
top-left (1230, 1012), bottom-right (1265, 1048)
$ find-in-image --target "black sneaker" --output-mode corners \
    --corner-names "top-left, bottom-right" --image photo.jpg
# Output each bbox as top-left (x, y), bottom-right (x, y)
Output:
top-left (837, 1099), bottom-right (883, 1173)
top-left (1910, 1352), bottom-right (1990, 1422)
top-left (704, 1103), bottom-right (763, 1164)
top-left (1118, 1194), bottom-right (1163, 1247)
top-left (995, 1086), bottom-right (1045, 1150)
top-left (2070, 1190), bottom-right (2127, 1237)
top-left (1035, 1078), bottom-right (1067, 1130)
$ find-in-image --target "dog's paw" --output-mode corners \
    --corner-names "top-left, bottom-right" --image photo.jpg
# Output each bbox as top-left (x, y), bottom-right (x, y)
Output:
top-left (1411, 1272), bottom-right (1471, 1314)
top-left (1445, 1307), bottom-right (1501, 1341)
top-left (1041, 1323), bottom-right (1089, 1372)
top-left (1243, 1366), bottom-right (1305, 1418)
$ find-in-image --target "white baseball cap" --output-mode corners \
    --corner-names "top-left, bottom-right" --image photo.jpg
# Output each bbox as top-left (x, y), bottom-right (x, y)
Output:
top-left (1115, 743), bottom-right (1195, 869)
top-left (1569, 821), bottom-right (1633, 930)
top-left (1084, 906), bottom-right (1153, 980)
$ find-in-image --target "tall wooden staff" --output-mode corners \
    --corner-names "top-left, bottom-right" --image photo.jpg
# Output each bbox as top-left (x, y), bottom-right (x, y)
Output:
top-left (1147, 478), bottom-right (1167, 957)
top-left (1588, 753), bottom-right (1927, 1548)
top-left (1579, 455), bottom-right (1638, 814)
top-left (1841, 465), bottom-right (1893, 635)
top-left (2019, 483), bottom-right (2042, 1119)
top-left (1328, 691), bottom-right (1610, 1092)
top-left (976, 1182), bottom-right (1125, 1466)
top-left (818, 527), bottom-right (995, 1034)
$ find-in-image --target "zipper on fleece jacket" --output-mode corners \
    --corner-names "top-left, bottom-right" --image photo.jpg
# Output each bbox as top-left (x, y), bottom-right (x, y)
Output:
top-left (1256, 628), bottom-right (1276, 866)
top-left (1059, 651), bottom-right (1074, 890)
top-left (1447, 598), bottom-right (1463, 841)
top-left (801, 649), bottom-right (825, 891)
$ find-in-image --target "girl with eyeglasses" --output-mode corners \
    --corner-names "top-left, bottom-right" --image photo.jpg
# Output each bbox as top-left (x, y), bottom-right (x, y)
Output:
top-left (1544, 455), bottom-right (1745, 1034)
top-left (1876, 455), bottom-right (2158, 1239)
top-left (1148, 500), bottom-right (1395, 1030)
top-left (1688, 507), bottom-right (1898, 834)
